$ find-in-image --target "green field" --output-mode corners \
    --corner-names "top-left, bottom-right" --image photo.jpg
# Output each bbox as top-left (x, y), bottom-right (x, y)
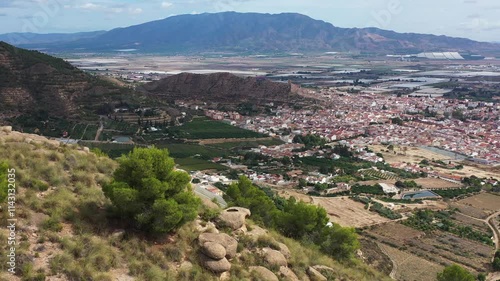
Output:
top-left (157, 143), bottom-right (227, 159)
top-left (174, 157), bottom-right (228, 172)
top-left (167, 117), bottom-right (265, 139)
top-left (206, 138), bottom-right (284, 149)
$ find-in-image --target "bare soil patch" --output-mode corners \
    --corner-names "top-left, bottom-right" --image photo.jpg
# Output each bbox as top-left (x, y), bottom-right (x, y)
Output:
top-left (458, 193), bottom-right (500, 213)
top-left (311, 196), bottom-right (390, 228)
top-left (414, 178), bottom-right (462, 189)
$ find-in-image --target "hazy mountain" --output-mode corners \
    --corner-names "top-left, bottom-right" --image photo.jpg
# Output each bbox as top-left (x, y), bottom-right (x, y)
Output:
top-left (0, 31), bottom-right (105, 46)
top-left (12, 12), bottom-right (500, 55)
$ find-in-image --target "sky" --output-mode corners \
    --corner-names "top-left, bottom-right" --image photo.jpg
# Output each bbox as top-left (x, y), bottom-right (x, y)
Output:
top-left (0, 0), bottom-right (499, 42)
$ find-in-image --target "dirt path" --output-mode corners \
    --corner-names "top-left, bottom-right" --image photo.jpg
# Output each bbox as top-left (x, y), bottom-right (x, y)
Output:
top-left (80, 124), bottom-right (89, 140)
top-left (377, 242), bottom-right (397, 280)
top-left (95, 117), bottom-right (104, 141)
top-left (486, 211), bottom-right (500, 253)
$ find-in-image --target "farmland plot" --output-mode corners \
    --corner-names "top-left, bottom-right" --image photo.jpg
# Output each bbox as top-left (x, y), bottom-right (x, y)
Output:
top-left (311, 196), bottom-right (390, 228)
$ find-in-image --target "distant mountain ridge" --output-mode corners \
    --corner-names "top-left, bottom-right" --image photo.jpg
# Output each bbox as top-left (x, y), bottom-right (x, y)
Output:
top-left (0, 31), bottom-right (105, 46)
top-left (5, 12), bottom-right (499, 55)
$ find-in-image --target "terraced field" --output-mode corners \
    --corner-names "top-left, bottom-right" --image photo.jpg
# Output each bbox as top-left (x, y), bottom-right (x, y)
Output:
top-left (311, 196), bottom-right (390, 228)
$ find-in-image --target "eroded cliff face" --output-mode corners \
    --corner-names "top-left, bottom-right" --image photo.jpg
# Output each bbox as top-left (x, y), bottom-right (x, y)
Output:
top-left (141, 72), bottom-right (296, 105)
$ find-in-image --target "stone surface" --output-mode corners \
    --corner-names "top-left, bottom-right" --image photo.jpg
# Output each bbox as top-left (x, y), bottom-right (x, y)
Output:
top-left (1, 126), bottom-right (12, 133)
top-left (278, 242), bottom-right (291, 259)
top-left (263, 247), bottom-right (288, 267)
top-left (312, 265), bottom-right (335, 274)
top-left (279, 266), bottom-right (300, 281)
top-left (250, 266), bottom-right (279, 281)
top-left (198, 232), bottom-right (238, 259)
top-left (199, 253), bottom-right (231, 273)
top-left (217, 207), bottom-right (251, 230)
top-left (307, 267), bottom-right (327, 281)
top-left (201, 242), bottom-right (226, 260)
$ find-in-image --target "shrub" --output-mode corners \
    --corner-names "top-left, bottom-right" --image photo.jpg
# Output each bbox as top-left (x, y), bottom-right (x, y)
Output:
top-left (436, 264), bottom-right (475, 281)
top-left (32, 179), bottom-right (50, 192)
top-left (41, 217), bottom-right (63, 232)
top-left (103, 147), bottom-right (201, 236)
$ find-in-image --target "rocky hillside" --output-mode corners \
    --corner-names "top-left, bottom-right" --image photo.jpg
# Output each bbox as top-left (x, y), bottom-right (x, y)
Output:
top-left (15, 12), bottom-right (500, 55)
top-left (140, 72), bottom-right (296, 106)
top-left (0, 126), bottom-right (390, 281)
top-left (0, 42), bottom-right (138, 121)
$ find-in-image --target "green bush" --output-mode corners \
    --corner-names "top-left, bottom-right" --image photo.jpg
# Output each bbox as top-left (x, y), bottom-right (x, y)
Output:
top-left (41, 217), bottom-right (63, 232)
top-left (103, 147), bottom-right (201, 236)
top-left (32, 179), bottom-right (50, 191)
top-left (436, 264), bottom-right (475, 281)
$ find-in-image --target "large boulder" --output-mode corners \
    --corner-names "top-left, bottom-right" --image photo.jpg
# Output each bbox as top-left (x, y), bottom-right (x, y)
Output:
top-left (250, 266), bottom-right (279, 281)
top-left (217, 207), bottom-right (251, 230)
top-left (279, 266), bottom-right (300, 281)
top-left (278, 242), bottom-right (291, 259)
top-left (199, 253), bottom-right (231, 273)
top-left (262, 248), bottom-right (288, 267)
top-left (198, 232), bottom-right (238, 259)
top-left (307, 267), bottom-right (327, 281)
top-left (201, 242), bottom-right (226, 260)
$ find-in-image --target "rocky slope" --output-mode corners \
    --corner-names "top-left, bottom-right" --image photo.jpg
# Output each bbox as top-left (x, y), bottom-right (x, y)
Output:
top-left (0, 126), bottom-right (390, 281)
top-left (140, 72), bottom-right (296, 105)
top-left (0, 42), bottom-right (137, 121)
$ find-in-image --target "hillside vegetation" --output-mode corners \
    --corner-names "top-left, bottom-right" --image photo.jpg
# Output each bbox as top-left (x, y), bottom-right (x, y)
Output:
top-left (0, 127), bottom-right (389, 281)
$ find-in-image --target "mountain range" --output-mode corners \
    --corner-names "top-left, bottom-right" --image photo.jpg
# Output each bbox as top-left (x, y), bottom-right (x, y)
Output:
top-left (2, 12), bottom-right (499, 55)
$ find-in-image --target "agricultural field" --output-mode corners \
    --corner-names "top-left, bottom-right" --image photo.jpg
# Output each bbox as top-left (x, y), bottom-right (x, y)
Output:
top-left (311, 196), bottom-right (390, 228)
top-left (365, 223), bottom-right (493, 275)
top-left (360, 169), bottom-right (401, 180)
top-left (80, 142), bottom-right (137, 158)
top-left (204, 138), bottom-right (284, 149)
top-left (167, 117), bottom-right (265, 139)
top-left (414, 178), bottom-right (462, 189)
top-left (174, 157), bottom-right (228, 172)
top-left (377, 243), bottom-right (444, 281)
top-left (457, 193), bottom-right (500, 214)
top-left (156, 143), bottom-right (227, 159)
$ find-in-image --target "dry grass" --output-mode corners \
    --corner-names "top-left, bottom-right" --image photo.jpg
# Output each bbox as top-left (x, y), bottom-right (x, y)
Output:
top-left (311, 196), bottom-right (390, 228)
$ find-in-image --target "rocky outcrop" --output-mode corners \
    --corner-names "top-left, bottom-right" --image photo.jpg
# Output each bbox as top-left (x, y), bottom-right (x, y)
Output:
top-left (199, 253), bottom-right (231, 273)
top-left (197, 232), bottom-right (238, 274)
top-left (201, 242), bottom-right (226, 260)
top-left (198, 232), bottom-right (237, 259)
top-left (279, 266), bottom-right (300, 281)
top-left (262, 247), bottom-right (288, 267)
top-left (307, 266), bottom-right (327, 281)
top-left (249, 266), bottom-right (279, 281)
top-left (217, 207), bottom-right (251, 230)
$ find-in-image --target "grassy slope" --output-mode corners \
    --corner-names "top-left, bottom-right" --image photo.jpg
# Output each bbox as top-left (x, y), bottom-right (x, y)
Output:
top-left (0, 133), bottom-right (390, 281)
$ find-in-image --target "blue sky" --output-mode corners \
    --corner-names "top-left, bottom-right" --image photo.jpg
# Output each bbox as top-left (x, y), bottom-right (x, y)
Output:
top-left (0, 0), bottom-right (499, 42)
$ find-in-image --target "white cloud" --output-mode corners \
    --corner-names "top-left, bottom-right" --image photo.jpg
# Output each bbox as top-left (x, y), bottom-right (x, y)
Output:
top-left (79, 3), bottom-right (103, 10)
top-left (161, 2), bottom-right (173, 9)
top-left (129, 7), bottom-right (143, 15)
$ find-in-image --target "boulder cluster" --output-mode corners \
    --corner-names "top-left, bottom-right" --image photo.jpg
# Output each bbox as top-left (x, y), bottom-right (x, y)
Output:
top-left (196, 206), bottom-right (334, 280)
